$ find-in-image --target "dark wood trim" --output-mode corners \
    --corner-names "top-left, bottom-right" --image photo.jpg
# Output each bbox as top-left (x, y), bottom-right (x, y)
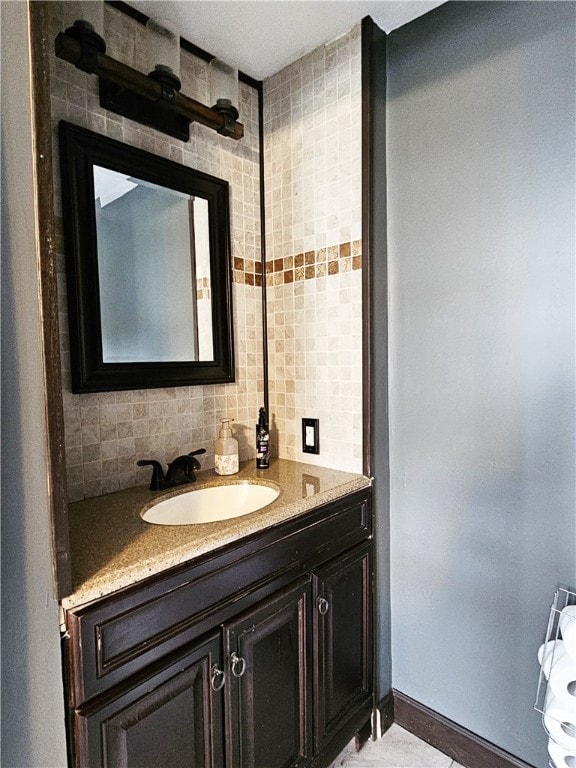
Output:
top-left (377, 691), bottom-right (394, 735)
top-left (355, 717), bottom-right (373, 750)
top-left (307, 708), bottom-right (373, 768)
top-left (361, 14), bottom-right (389, 482)
top-left (361, 15), bottom-right (374, 480)
top-left (258, 81), bottom-right (269, 417)
top-left (361, 15), bottom-right (391, 715)
top-left (106, 1), bottom-right (260, 90)
top-left (30, 2), bottom-right (72, 598)
top-left (393, 691), bottom-right (537, 768)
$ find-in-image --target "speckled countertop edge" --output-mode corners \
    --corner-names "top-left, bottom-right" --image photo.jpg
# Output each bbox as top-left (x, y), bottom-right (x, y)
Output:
top-left (62, 459), bottom-right (371, 611)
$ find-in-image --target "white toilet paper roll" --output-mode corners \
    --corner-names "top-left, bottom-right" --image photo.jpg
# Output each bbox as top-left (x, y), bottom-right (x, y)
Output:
top-left (540, 641), bottom-right (567, 679)
top-left (560, 606), bottom-right (576, 662)
top-left (544, 694), bottom-right (576, 752)
top-left (549, 652), bottom-right (576, 708)
top-left (548, 736), bottom-right (576, 768)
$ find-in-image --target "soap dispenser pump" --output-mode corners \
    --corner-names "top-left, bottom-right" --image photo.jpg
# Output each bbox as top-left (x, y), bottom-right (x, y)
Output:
top-left (214, 419), bottom-right (239, 475)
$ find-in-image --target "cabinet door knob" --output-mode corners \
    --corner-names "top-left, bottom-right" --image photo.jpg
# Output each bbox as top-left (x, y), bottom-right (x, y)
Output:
top-left (211, 664), bottom-right (226, 691)
top-left (318, 597), bottom-right (330, 615)
top-left (230, 651), bottom-right (246, 677)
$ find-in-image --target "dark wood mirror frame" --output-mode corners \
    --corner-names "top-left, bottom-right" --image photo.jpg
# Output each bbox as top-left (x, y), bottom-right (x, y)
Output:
top-left (59, 121), bottom-right (235, 392)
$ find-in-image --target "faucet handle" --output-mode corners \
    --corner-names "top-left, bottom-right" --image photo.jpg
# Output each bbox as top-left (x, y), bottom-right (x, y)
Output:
top-left (137, 459), bottom-right (165, 491)
top-left (187, 448), bottom-right (206, 470)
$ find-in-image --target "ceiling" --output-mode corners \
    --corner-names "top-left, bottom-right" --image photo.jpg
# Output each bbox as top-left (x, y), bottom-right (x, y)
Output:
top-left (128, 1), bottom-right (446, 80)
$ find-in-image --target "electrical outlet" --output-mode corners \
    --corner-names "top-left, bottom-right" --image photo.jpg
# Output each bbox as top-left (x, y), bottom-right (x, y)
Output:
top-left (302, 418), bottom-right (319, 454)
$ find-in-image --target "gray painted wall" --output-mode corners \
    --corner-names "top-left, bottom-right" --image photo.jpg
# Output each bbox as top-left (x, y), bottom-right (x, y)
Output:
top-left (367, 19), bottom-right (393, 707)
top-left (386, 3), bottom-right (575, 765)
top-left (1, 3), bottom-right (68, 765)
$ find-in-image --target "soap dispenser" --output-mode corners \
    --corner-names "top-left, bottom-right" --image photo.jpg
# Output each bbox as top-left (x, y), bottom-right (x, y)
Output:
top-left (214, 419), bottom-right (239, 475)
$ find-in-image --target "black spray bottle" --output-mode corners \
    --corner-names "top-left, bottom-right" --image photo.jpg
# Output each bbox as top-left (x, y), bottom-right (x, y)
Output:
top-left (256, 407), bottom-right (270, 469)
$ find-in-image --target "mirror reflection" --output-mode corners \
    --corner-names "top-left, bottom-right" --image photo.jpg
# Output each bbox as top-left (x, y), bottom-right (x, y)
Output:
top-left (94, 167), bottom-right (214, 363)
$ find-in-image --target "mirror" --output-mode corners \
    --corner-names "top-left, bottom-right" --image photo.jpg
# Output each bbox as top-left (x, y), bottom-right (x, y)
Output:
top-left (93, 167), bottom-right (214, 364)
top-left (58, 121), bottom-right (234, 392)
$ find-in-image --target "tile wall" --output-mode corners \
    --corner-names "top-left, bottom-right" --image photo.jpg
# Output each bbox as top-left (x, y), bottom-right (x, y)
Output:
top-left (50, 3), bottom-right (264, 501)
top-left (263, 25), bottom-right (364, 472)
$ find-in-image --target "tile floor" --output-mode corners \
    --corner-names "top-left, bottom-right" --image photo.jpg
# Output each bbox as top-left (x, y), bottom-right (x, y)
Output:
top-left (331, 724), bottom-right (466, 768)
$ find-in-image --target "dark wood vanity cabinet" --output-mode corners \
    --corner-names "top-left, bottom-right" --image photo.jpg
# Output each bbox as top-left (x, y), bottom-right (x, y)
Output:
top-left (75, 633), bottom-right (225, 768)
top-left (313, 543), bottom-right (373, 755)
top-left (64, 488), bottom-right (373, 768)
top-left (224, 578), bottom-right (313, 768)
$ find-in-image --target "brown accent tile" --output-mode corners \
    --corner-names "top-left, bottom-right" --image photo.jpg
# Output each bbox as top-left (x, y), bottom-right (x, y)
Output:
top-left (305, 251), bottom-right (315, 265)
top-left (284, 270), bottom-right (294, 284)
top-left (246, 273), bottom-right (254, 286)
top-left (255, 273), bottom-right (262, 287)
top-left (295, 253), bottom-right (304, 268)
top-left (234, 257), bottom-right (244, 271)
top-left (246, 259), bottom-right (255, 274)
top-left (353, 255), bottom-right (362, 270)
top-left (328, 261), bottom-right (339, 275)
top-left (305, 265), bottom-right (315, 279)
top-left (274, 258), bottom-right (284, 273)
top-left (339, 241), bottom-right (351, 258)
top-left (255, 261), bottom-right (262, 274)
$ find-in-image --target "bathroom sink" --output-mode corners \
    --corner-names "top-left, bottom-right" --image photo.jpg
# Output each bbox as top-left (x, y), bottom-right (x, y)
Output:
top-left (141, 481), bottom-right (280, 526)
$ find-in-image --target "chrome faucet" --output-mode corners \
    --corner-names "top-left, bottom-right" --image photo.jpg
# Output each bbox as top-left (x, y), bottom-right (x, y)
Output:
top-left (137, 449), bottom-right (206, 491)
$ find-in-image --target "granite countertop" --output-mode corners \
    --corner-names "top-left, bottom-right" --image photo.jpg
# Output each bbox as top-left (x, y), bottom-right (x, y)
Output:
top-left (62, 458), bottom-right (371, 611)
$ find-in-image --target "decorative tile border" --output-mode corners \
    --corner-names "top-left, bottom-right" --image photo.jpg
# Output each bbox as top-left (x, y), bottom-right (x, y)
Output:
top-left (265, 241), bottom-right (362, 286)
top-left (232, 241), bottom-right (362, 287)
top-left (233, 257), bottom-right (263, 287)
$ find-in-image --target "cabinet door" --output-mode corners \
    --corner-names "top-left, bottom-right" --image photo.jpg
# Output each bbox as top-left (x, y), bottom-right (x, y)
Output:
top-left (74, 632), bottom-right (224, 768)
top-left (224, 577), bottom-right (313, 768)
top-left (313, 542), bottom-right (373, 751)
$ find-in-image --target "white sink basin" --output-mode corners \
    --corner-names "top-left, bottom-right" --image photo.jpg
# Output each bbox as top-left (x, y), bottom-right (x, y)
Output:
top-left (141, 482), bottom-right (280, 526)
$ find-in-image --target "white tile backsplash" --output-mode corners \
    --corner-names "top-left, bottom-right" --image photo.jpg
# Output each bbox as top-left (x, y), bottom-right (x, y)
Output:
top-left (264, 25), bottom-right (363, 473)
top-left (50, 3), bottom-right (263, 501)
top-left (52, 6), bottom-right (364, 499)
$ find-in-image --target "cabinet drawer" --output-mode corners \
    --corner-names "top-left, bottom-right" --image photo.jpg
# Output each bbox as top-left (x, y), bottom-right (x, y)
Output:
top-left (65, 488), bottom-right (371, 706)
